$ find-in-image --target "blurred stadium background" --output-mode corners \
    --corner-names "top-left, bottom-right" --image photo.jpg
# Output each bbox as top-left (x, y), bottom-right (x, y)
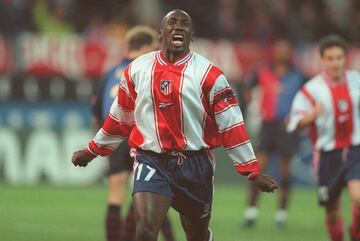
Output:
top-left (0, 0), bottom-right (359, 240)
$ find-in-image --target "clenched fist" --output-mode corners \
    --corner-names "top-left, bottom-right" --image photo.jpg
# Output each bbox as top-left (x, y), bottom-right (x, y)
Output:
top-left (71, 149), bottom-right (95, 167)
top-left (252, 174), bottom-right (278, 193)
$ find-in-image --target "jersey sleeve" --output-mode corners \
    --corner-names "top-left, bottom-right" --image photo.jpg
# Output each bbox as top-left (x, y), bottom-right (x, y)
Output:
top-left (209, 74), bottom-right (260, 178)
top-left (86, 66), bottom-right (135, 157)
top-left (286, 87), bottom-right (315, 132)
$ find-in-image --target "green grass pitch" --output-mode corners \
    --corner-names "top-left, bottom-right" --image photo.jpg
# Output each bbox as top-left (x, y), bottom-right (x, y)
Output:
top-left (0, 184), bottom-right (352, 241)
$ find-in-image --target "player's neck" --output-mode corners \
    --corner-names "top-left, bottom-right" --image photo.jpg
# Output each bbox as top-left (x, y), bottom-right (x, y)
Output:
top-left (161, 49), bottom-right (189, 63)
top-left (325, 70), bottom-right (345, 83)
top-left (273, 63), bottom-right (289, 76)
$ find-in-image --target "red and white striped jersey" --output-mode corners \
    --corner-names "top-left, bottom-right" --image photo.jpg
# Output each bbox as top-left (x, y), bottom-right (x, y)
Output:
top-left (86, 50), bottom-right (260, 176)
top-left (288, 70), bottom-right (360, 151)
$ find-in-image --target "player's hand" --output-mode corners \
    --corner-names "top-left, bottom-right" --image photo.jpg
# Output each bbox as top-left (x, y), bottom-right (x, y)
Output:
top-left (252, 174), bottom-right (278, 193)
top-left (311, 102), bottom-right (323, 120)
top-left (297, 102), bottom-right (324, 129)
top-left (71, 149), bottom-right (94, 167)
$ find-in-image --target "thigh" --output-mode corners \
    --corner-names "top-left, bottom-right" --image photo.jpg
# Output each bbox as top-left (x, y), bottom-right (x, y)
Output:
top-left (180, 213), bottom-right (210, 241)
top-left (348, 180), bottom-right (360, 207)
top-left (278, 156), bottom-right (291, 179)
top-left (133, 192), bottom-right (172, 236)
top-left (107, 171), bottom-right (130, 204)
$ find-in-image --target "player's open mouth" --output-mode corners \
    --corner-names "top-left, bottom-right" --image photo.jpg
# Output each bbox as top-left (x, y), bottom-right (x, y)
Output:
top-left (172, 34), bottom-right (184, 47)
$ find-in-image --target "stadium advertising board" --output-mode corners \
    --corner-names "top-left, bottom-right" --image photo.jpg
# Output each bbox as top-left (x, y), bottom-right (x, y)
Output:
top-left (0, 102), bottom-right (316, 186)
top-left (0, 103), bottom-right (107, 185)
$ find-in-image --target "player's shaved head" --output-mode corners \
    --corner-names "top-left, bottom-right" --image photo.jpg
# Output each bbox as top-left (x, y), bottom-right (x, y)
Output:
top-left (160, 9), bottom-right (192, 30)
top-left (159, 9), bottom-right (193, 61)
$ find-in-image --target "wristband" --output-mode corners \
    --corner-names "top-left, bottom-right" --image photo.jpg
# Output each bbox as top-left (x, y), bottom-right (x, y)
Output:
top-left (85, 147), bottom-right (97, 159)
top-left (248, 171), bottom-right (260, 181)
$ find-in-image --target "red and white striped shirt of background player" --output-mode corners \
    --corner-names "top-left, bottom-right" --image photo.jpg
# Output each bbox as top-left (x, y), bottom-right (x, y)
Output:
top-left (287, 70), bottom-right (360, 172)
top-left (86, 50), bottom-right (260, 178)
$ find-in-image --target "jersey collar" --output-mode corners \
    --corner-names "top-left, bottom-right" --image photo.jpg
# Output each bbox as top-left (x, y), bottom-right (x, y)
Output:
top-left (156, 50), bottom-right (193, 66)
top-left (322, 71), bottom-right (347, 87)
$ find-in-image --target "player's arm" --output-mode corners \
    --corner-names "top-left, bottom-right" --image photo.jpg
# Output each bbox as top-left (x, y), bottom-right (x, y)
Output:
top-left (72, 67), bottom-right (135, 167)
top-left (209, 73), bottom-right (277, 192)
top-left (287, 87), bottom-right (322, 132)
top-left (296, 104), bottom-right (322, 128)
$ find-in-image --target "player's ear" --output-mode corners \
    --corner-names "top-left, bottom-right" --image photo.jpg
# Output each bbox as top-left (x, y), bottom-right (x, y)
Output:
top-left (159, 30), bottom-right (162, 41)
top-left (191, 31), bottom-right (194, 42)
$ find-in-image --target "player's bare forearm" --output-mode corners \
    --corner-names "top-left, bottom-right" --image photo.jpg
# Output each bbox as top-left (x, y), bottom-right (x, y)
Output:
top-left (297, 113), bottom-right (317, 129)
top-left (297, 103), bottom-right (323, 129)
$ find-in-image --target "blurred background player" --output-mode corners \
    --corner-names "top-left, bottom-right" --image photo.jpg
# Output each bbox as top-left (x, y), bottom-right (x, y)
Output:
top-left (242, 39), bottom-right (306, 228)
top-left (287, 35), bottom-right (360, 241)
top-left (91, 25), bottom-right (175, 241)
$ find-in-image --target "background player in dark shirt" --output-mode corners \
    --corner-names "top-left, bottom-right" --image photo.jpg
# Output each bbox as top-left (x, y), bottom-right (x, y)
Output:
top-left (242, 39), bottom-right (306, 228)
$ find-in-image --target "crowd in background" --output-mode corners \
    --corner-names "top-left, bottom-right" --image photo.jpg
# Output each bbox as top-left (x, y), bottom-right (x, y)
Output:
top-left (1, 0), bottom-right (360, 43)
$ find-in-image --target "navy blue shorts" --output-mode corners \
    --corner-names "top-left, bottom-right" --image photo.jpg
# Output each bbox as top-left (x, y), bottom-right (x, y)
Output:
top-left (132, 149), bottom-right (214, 219)
top-left (317, 145), bottom-right (360, 206)
top-left (258, 120), bottom-right (299, 158)
top-left (106, 138), bottom-right (132, 176)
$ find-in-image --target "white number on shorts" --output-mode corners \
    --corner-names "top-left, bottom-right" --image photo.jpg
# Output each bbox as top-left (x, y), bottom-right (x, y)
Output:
top-left (135, 164), bottom-right (156, 181)
top-left (144, 165), bottom-right (156, 181)
top-left (136, 164), bottom-right (143, 181)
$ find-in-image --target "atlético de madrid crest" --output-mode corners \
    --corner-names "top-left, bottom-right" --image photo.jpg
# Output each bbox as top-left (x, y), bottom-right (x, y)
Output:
top-left (338, 99), bottom-right (348, 112)
top-left (160, 80), bottom-right (172, 95)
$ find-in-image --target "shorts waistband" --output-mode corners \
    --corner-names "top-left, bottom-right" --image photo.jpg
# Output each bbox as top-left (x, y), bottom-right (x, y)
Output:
top-left (138, 149), bottom-right (206, 159)
top-left (320, 145), bottom-right (360, 154)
